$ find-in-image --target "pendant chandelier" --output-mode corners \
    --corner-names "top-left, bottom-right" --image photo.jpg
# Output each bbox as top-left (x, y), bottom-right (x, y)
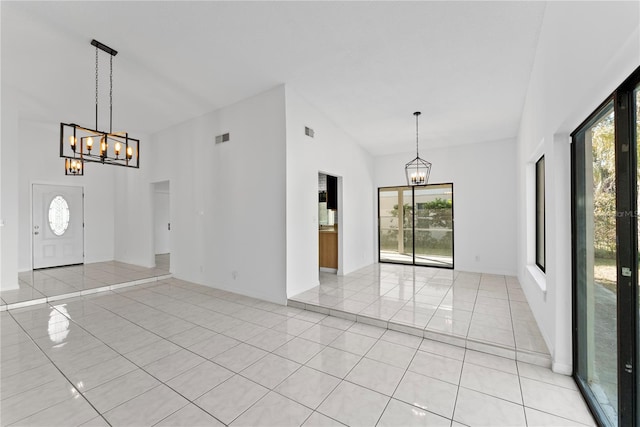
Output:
top-left (405, 111), bottom-right (431, 186)
top-left (60, 39), bottom-right (140, 176)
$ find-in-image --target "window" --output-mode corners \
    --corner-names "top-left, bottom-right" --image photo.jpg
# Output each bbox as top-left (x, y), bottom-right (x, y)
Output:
top-left (535, 156), bottom-right (545, 272)
top-left (378, 183), bottom-right (453, 268)
top-left (48, 195), bottom-right (70, 236)
top-left (572, 65), bottom-right (640, 427)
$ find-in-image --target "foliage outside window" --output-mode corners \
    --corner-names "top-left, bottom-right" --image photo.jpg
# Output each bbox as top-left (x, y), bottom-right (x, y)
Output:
top-left (382, 198), bottom-right (453, 255)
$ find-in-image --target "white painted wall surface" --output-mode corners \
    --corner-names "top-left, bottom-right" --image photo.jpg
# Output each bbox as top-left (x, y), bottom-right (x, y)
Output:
top-left (285, 87), bottom-right (376, 298)
top-left (113, 160), bottom-right (155, 269)
top-left (16, 120), bottom-right (117, 271)
top-left (1, 92), bottom-right (20, 290)
top-left (516, 1), bottom-right (639, 373)
top-left (374, 139), bottom-right (518, 276)
top-left (150, 86), bottom-right (288, 304)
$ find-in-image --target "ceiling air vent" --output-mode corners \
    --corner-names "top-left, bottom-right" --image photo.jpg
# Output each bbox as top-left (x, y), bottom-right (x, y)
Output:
top-left (305, 126), bottom-right (315, 138)
top-left (215, 133), bottom-right (230, 144)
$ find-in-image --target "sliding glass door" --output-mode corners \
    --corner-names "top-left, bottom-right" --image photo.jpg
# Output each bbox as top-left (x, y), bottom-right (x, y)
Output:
top-left (573, 101), bottom-right (618, 424)
top-left (572, 67), bottom-right (639, 427)
top-left (378, 184), bottom-right (453, 268)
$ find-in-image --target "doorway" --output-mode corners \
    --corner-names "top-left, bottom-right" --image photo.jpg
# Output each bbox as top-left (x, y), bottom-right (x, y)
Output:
top-left (378, 183), bottom-right (454, 268)
top-left (318, 173), bottom-right (339, 273)
top-left (571, 66), bottom-right (639, 427)
top-left (153, 181), bottom-right (171, 271)
top-left (32, 184), bottom-right (84, 269)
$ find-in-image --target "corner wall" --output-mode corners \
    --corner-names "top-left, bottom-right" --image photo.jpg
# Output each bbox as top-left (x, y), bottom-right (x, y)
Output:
top-left (516, 1), bottom-right (640, 372)
top-left (150, 85), bottom-right (288, 304)
top-left (374, 139), bottom-right (518, 276)
top-left (285, 87), bottom-right (376, 298)
top-left (1, 90), bottom-right (19, 289)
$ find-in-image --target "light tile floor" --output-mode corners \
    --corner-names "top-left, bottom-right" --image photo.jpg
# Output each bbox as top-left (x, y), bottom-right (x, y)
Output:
top-left (289, 265), bottom-right (551, 366)
top-left (1, 257), bottom-right (171, 311)
top-left (1, 276), bottom-right (594, 426)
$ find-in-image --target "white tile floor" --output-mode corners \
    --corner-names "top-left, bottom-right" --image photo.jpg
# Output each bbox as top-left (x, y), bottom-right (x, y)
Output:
top-left (289, 265), bottom-right (551, 367)
top-left (1, 274), bottom-right (595, 426)
top-left (0, 257), bottom-right (171, 311)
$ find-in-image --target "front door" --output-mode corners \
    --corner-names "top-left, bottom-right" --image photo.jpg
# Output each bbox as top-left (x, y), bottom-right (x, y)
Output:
top-left (32, 184), bottom-right (84, 269)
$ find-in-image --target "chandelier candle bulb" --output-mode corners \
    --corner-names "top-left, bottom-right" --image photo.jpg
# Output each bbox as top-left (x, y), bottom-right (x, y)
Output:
top-left (126, 146), bottom-right (133, 160)
top-left (86, 137), bottom-right (93, 151)
top-left (114, 142), bottom-right (121, 157)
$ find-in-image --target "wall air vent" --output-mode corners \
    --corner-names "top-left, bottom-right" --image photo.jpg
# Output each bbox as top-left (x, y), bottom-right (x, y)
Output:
top-left (215, 133), bottom-right (230, 144)
top-left (305, 126), bottom-right (315, 138)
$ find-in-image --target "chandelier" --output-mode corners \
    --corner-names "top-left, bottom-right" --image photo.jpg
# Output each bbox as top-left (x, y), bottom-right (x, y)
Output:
top-left (405, 111), bottom-right (431, 186)
top-left (60, 39), bottom-right (140, 176)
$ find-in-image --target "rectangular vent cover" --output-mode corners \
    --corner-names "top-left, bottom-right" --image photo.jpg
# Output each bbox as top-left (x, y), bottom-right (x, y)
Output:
top-left (305, 126), bottom-right (315, 138)
top-left (215, 133), bottom-right (230, 144)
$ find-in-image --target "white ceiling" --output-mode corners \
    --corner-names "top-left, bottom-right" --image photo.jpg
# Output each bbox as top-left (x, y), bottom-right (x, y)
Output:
top-left (1, 1), bottom-right (546, 156)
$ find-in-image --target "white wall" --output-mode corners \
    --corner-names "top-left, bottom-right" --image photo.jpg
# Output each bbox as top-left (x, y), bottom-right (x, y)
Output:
top-left (285, 87), bottom-right (376, 298)
top-left (1, 90), bottom-right (19, 290)
top-left (150, 85), bottom-right (288, 303)
top-left (516, 1), bottom-right (640, 373)
top-left (16, 120), bottom-right (117, 271)
top-left (113, 154), bottom-right (155, 269)
top-left (374, 138), bottom-right (517, 275)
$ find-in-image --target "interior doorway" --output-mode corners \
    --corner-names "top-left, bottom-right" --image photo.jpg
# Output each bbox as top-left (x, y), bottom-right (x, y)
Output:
top-left (153, 181), bottom-right (171, 271)
top-left (32, 184), bottom-right (84, 269)
top-left (318, 173), bottom-right (340, 273)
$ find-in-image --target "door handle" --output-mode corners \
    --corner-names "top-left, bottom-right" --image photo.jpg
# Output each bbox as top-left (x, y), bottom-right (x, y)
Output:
top-left (168, 223), bottom-right (171, 231)
top-left (34, 231), bottom-right (39, 235)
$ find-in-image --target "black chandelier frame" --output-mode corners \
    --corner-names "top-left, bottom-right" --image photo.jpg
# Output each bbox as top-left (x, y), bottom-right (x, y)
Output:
top-left (60, 39), bottom-right (140, 175)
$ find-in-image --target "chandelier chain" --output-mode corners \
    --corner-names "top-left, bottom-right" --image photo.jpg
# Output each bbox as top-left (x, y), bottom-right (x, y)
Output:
top-left (95, 45), bottom-right (99, 130)
top-left (416, 113), bottom-right (419, 158)
top-left (110, 55), bottom-right (113, 133)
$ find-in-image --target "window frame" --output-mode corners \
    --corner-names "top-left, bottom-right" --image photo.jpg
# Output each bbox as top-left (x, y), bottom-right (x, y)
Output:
top-left (535, 155), bottom-right (546, 272)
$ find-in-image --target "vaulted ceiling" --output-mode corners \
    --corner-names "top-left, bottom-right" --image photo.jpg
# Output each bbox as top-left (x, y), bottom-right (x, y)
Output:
top-left (2, 1), bottom-right (547, 155)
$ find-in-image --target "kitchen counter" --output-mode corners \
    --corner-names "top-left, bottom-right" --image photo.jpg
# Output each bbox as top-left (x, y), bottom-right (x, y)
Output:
top-left (319, 225), bottom-right (338, 234)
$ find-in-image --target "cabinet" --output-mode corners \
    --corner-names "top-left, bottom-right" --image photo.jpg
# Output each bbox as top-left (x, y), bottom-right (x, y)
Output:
top-left (326, 175), bottom-right (338, 210)
top-left (319, 227), bottom-right (338, 269)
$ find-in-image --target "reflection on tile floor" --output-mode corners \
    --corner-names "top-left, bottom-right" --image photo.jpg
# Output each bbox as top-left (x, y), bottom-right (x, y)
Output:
top-left (289, 265), bottom-right (551, 366)
top-left (1, 277), bottom-right (594, 426)
top-left (0, 256), bottom-right (171, 311)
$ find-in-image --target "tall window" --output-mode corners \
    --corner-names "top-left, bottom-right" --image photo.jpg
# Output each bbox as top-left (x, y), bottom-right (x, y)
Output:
top-left (535, 156), bottom-right (545, 272)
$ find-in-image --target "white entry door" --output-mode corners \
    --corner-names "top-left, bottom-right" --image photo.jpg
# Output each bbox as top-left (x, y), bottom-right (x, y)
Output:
top-left (32, 184), bottom-right (84, 269)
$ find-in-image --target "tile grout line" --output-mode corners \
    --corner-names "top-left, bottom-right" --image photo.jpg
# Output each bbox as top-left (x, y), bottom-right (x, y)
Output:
top-left (7, 307), bottom-right (114, 427)
top-left (32, 291), bottom-right (230, 425)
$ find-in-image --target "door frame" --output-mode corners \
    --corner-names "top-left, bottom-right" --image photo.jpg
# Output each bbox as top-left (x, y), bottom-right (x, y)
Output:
top-left (317, 172), bottom-right (343, 275)
top-left (31, 182), bottom-right (85, 270)
top-left (151, 180), bottom-right (172, 272)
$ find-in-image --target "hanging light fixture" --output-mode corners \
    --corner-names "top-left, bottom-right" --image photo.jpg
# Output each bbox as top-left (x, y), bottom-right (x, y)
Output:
top-left (405, 111), bottom-right (431, 186)
top-left (60, 39), bottom-right (140, 176)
